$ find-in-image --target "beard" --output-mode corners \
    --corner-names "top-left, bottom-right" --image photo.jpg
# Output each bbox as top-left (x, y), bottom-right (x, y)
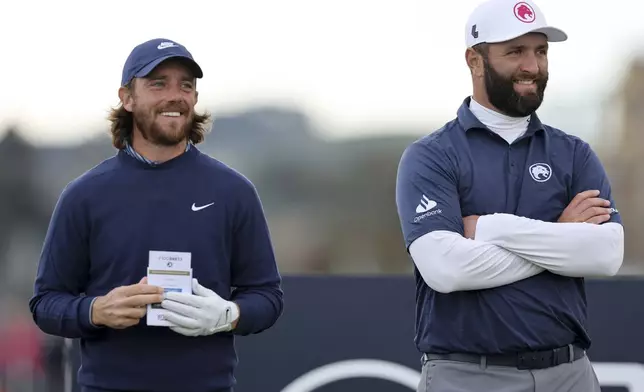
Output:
top-left (132, 101), bottom-right (193, 146)
top-left (483, 59), bottom-right (548, 117)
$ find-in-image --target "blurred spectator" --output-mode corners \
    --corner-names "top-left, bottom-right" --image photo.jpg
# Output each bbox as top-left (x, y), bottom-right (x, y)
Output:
top-left (0, 310), bottom-right (43, 392)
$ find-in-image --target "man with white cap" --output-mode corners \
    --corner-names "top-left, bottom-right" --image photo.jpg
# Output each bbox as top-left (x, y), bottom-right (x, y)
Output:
top-left (395, 0), bottom-right (624, 390)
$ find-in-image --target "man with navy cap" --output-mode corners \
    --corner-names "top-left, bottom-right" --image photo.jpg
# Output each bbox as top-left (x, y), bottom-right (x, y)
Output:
top-left (395, 0), bottom-right (624, 391)
top-left (29, 38), bottom-right (284, 392)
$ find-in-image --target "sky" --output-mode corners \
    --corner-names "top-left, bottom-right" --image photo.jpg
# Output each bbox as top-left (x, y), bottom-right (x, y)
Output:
top-left (1, 0), bottom-right (643, 146)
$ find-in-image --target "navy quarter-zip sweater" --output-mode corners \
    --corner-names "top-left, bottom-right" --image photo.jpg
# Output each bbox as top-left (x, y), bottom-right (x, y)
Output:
top-left (29, 145), bottom-right (284, 392)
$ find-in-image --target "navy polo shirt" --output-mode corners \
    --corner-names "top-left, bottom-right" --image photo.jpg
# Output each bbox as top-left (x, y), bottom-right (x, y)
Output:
top-left (396, 97), bottom-right (621, 355)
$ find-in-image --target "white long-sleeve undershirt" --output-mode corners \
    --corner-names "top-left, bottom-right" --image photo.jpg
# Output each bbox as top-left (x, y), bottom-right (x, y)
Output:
top-left (409, 215), bottom-right (623, 294)
top-left (476, 214), bottom-right (624, 277)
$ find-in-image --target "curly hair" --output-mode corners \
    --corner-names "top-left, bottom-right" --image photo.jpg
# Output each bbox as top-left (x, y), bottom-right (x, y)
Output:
top-left (108, 82), bottom-right (211, 149)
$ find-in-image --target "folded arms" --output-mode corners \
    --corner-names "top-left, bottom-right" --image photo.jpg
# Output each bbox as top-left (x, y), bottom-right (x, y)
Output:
top-left (396, 139), bottom-right (624, 294)
top-left (409, 215), bottom-right (624, 294)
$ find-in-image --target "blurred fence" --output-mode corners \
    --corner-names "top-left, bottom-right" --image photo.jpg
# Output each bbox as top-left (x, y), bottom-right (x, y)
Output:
top-left (50, 276), bottom-right (644, 392)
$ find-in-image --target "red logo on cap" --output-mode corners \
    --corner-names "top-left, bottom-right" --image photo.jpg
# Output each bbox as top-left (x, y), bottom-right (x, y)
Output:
top-left (514, 2), bottom-right (535, 23)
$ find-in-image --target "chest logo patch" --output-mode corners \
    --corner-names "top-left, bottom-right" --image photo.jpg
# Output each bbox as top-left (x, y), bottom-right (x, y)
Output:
top-left (529, 163), bottom-right (552, 182)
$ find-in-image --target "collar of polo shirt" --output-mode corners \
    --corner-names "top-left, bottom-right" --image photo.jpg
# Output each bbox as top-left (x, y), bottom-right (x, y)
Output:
top-left (457, 97), bottom-right (545, 136)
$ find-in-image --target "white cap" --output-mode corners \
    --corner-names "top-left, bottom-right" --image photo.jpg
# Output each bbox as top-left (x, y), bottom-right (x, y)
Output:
top-left (465, 0), bottom-right (567, 48)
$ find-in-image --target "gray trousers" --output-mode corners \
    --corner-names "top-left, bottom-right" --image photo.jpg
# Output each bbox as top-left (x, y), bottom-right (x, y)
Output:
top-left (418, 354), bottom-right (601, 392)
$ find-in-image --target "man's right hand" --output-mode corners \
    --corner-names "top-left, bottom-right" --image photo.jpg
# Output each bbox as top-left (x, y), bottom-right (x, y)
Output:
top-left (558, 190), bottom-right (613, 224)
top-left (91, 277), bottom-right (164, 329)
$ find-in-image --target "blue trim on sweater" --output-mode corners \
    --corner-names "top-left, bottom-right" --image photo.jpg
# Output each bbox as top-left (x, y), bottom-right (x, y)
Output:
top-left (124, 142), bottom-right (191, 165)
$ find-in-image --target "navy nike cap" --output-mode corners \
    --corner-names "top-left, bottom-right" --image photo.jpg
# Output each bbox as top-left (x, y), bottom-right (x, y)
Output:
top-left (121, 38), bottom-right (203, 86)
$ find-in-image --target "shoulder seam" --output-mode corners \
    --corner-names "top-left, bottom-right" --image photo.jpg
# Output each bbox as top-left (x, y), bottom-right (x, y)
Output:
top-left (64, 159), bottom-right (121, 201)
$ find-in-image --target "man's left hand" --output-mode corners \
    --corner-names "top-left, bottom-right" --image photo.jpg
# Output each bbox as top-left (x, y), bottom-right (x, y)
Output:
top-left (463, 215), bottom-right (480, 239)
top-left (160, 278), bottom-right (240, 337)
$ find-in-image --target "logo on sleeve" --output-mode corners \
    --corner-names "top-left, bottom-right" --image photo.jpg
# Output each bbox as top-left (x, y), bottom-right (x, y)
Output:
top-left (529, 163), bottom-right (551, 182)
top-left (416, 195), bottom-right (437, 213)
top-left (414, 195), bottom-right (442, 223)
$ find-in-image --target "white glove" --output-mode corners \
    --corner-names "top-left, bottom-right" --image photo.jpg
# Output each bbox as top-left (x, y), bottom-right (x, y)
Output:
top-left (160, 278), bottom-right (240, 337)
